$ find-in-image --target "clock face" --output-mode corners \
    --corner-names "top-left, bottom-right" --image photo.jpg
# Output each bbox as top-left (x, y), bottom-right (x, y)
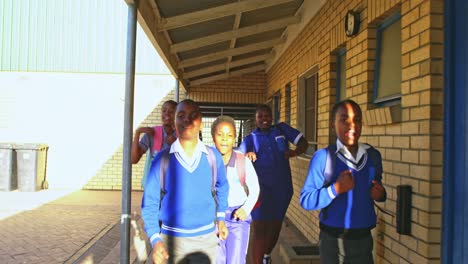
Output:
top-left (347, 13), bottom-right (354, 32)
top-left (345, 11), bottom-right (359, 37)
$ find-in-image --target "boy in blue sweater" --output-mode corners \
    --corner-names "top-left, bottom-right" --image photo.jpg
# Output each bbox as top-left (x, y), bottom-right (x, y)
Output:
top-left (300, 99), bottom-right (386, 264)
top-left (142, 99), bottom-right (229, 264)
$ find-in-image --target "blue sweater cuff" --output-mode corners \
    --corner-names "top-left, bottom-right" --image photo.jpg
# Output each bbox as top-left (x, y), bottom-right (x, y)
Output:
top-left (150, 233), bottom-right (162, 247)
top-left (327, 185), bottom-right (337, 199)
top-left (217, 212), bottom-right (226, 220)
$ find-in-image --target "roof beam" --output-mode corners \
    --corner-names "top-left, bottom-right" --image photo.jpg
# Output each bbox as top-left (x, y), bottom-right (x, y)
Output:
top-left (170, 15), bottom-right (300, 54)
top-left (190, 65), bottom-right (266, 86)
top-left (190, 64), bottom-right (265, 86)
top-left (179, 37), bottom-right (285, 69)
top-left (184, 54), bottom-right (270, 79)
top-left (158, 0), bottom-right (296, 31)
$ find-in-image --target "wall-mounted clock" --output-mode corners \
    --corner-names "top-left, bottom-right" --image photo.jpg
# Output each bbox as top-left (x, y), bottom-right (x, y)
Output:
top-left (345, 11), bottom-right (360, 37)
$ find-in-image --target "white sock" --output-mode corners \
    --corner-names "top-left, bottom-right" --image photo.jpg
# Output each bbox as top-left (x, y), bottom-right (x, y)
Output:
top-left (263, 254), bottom-right (271, 258)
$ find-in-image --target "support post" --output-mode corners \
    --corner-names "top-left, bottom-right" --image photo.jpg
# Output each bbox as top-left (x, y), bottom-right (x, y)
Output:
top-left (121, 1), bottom-right (138, 263)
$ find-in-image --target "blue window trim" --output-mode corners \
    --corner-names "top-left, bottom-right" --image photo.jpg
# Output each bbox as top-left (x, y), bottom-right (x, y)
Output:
top-left (273, 93), bottom-right (280, 124)
top-left (443, 0), bottom-right (468, 263)
top-left (373, 12), bottom-right (402, 106)
top-left (285, 83), bottom-right (291, 124)
top-left (336, 49), bottom-right (346, 103)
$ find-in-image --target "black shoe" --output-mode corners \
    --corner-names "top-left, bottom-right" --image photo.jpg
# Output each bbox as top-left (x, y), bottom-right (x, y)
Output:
top-left (263, 255), bottom-right (272, 264)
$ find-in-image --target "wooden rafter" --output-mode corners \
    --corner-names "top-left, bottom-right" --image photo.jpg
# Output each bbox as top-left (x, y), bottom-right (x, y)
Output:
top-left (170, 16), bottom-right (300, 54)
top-left (190, 64), bottom-right (265, 86)
top-left (184, 54), bottom-right (270, 79)
top-left (178, 37), bottom-right (285, 69)
top-left (158, 0), bottom-right (296, 31)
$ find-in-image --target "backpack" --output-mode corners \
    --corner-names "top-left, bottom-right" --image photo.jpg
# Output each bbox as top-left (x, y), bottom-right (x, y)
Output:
top-left (152, 126), bottom-right (164, 153)
top-left (232, 150), bottom-right (261, 208)
top-left (141, 126), bottom-right (165, 187)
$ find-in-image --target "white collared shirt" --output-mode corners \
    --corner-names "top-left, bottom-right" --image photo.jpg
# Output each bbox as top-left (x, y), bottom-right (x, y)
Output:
top-left (169, 139), bottom-right (208, 173)
top-left (335, 139), bottom-right (370, 164)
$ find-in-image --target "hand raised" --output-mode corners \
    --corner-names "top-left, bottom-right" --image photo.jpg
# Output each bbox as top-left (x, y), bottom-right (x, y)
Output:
top-left (334, 170), bottom-right (355, 194)
top-left (137, 127), bottom-right (154, 136)
top-left (245, 152), bottom-right (257, 162)
top-left (370, 180), bottom-right (385, 201)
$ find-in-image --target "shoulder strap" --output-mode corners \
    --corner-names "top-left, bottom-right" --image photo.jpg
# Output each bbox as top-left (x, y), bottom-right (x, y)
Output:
top-left (234, 151), bottom-right (249, 195)
top-left (152, 126), bottom-right (164, 153)
top-left (235, 151), bottom-right (246, 186)
top-left (159, 149), bottom-right (170, 193)
top-left (205, 146), bottom-right (217, 191)
top-left (324, 144), bottom-right (337, 187)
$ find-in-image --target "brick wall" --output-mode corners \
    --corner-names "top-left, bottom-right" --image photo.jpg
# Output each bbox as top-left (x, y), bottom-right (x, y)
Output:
top-left (84, 90), bottom-right (183, 191)
top-left (82, 1), bottom-right (444, 262)
top-left (265, 0), bottom-right (443, 263)
top-left (188, 72), bottom-right (266, 104)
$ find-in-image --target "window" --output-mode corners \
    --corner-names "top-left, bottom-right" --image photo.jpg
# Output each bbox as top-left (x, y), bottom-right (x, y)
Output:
top-left (374, 13), bottom-right (402, 105)
top-left (272, 92), bottom-right (281, 124)
top-left (336, 49), bottom-right (347, 102)
top-left (285, 83), bottom-right (291, 124)
top-left (298, 66), bottom-right (318, 156)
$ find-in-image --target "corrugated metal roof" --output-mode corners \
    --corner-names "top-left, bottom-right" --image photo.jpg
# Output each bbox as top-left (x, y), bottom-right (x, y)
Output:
top-left (0, 0), bottom-right (170, 74)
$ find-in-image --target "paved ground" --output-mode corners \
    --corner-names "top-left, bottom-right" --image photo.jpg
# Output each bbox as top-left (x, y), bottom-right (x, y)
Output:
top-left (0, 189), bottom-right (143, 264)
top-left (0, 189), bottom-right (312, 264)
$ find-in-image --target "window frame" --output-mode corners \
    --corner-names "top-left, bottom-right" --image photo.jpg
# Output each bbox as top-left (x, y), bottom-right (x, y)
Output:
top-left (273, 92), bottom-right (281, 124)
top-left (374, 12), bottom-right (402, 106)
top-left (285, 83), bottom-right (291, 124)
top-left (297, 65), bottom-right (319, 157)
top-left (336, 48), bottom-right (347, 103)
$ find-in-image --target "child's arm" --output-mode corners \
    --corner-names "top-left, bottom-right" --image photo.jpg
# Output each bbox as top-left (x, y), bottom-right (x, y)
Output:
top-left (238, 135), bottom-right (257, 161)
top-left (369, 148), bottom-right (387, 202)
top-left (300, 149), bottom-right (338, 210)
top-left (141, 154), bottom-right (163, 247)
top-left (214, 150), bottom-right (229, 221)
top-left (240, 157), bottom-right (260, 216)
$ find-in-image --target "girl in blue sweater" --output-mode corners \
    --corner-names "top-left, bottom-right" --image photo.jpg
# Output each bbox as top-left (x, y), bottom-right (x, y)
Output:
top-left (300, 100), bottom-right (386, 264)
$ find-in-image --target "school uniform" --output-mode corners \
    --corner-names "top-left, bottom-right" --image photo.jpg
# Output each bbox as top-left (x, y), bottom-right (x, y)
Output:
top-left (216, 150), bottom-right (260, 264)
top-left (142, 139), bottom-right (229, 263)
top-left (238, 123), bottom-right (303, 220)
top-left (300, 140), bottom-right (385, 264)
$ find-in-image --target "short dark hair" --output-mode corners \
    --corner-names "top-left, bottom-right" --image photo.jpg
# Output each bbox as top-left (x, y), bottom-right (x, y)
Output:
top-left (211, 116), bottom-right (236, 138)
top-left (256, 104), bottom-right (272, 115)
top-left (331, 99), bottom-right (362, 122)
top-left (162, 100), bottom-right (177, 109)
top-left (177, 99), bottom-right (201, 115)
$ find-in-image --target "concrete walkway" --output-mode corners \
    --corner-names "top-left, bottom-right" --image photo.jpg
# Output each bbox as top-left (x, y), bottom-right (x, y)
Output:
top-left (0, 190), bottom-right (314, 264)
top-left (0, 190), bottom-right (143, 264)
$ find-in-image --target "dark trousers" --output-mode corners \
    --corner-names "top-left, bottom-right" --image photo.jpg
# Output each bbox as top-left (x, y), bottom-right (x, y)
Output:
top-left (319, 230), bottom-right (374, 264)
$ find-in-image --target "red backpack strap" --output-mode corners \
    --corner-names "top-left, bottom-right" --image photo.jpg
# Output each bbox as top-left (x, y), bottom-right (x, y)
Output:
top-left (152, 126), bottom-right (164, 153)
top-left (235, 151), bottom-right (246, 186)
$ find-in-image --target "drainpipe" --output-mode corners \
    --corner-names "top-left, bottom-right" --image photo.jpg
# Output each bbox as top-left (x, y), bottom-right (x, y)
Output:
top-left (121, 1), bottom-right (138, 263)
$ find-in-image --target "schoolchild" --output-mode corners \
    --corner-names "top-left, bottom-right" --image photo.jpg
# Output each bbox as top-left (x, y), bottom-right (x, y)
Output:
top-left (300, 99), bottom-right (386, 264)
top-left (131, 100), bottom-right (178, 186)
top-left (142, 99), bottom-right (229, 264)
top-left (238, 104), bottom-right (308, 264)
top-left (211, 116), bottom-right (260, 264)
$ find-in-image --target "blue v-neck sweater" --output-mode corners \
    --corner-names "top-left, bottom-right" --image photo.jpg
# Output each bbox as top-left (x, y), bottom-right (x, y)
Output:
top-left (300, 146), bottom-right (383, 229)
top-left (142, 145), bottom-right (229, 246)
